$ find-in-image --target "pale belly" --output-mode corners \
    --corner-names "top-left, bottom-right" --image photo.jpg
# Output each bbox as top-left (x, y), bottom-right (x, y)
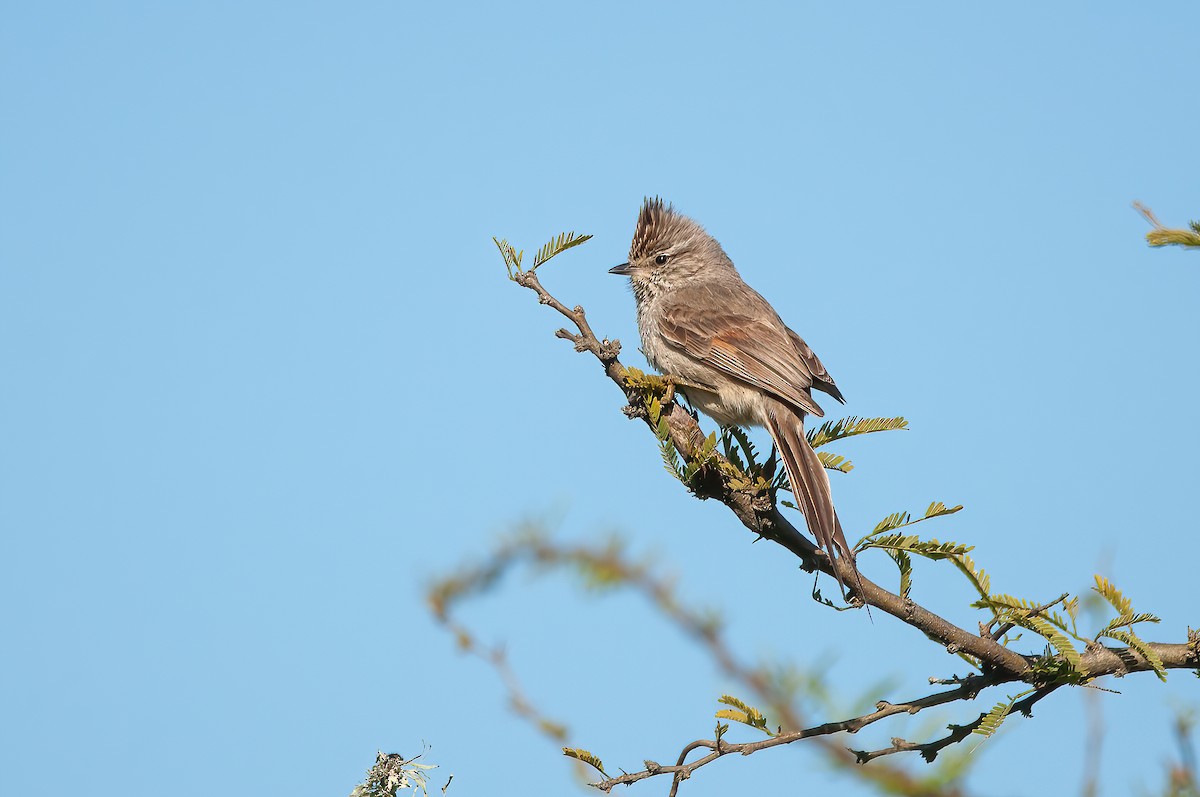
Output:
top-left (680, 382), bottom-right (766, 428)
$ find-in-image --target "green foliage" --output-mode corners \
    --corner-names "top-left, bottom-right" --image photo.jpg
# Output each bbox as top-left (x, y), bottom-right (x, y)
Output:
top-left (682, 430), bottom-right (720, 483)
top-left (1005, 608), bottom-right (1081, 670)
top-left (533, 231), bottom-right (593, 269)
top-left (965, 577), bottom-right (1169, 683)
top-left (640, 385), bottom-right (721, 489)
top-left (623, 366), bottom-right (688, 484)
top-left (850, 507), bottom-right (1169, 685)
top-left (1093, 575), bottom-right (1134, 616)
top-left (494, 231), bottom-right (593, 279)
top-left (857, 502), bottom-right (964, 547)
top-left (1090, 575), bottom-right (1166, 680)
top-left (856, 502), bottom-right (979, 605)
top-left (974, 698), bottom-right (1015, 739)
top-left (1146, 218), bottom-right (1200, 249)
top-left (621, 365), bottom-right (670, 394)
top-left (1103, 629), bottom-right (1167, 679)
top-left (718, 426), bottom-right (778, 493)
top-left (646, 394), bottom-right (683, 480)
top-left (948, 549), bottom-right (992, 604)
top-left (1134, 202), bottom-right (1200, 249)
top-left (817, 451), bottom-right (854, 473)
top-left (562, 747), bottom-right (607, 776)
top-left (1048, 595), bottom-right (1083, 640)
top-left (493, 237), bottom-right (524, 279)
top-left (865, 535), bottom-right (972, 560)
top-left (893, 548), bottom-right (913, 600)
top-left (807, 415), bottom-right (909, 449)
top-left (617, 406), bottom-right (906, 499)
top-left (715, 695), bottom-right (775, 737)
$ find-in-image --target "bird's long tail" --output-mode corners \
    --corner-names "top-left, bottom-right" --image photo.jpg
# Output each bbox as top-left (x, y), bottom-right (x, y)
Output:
top-left (765, 402), bottom-right (860, 600)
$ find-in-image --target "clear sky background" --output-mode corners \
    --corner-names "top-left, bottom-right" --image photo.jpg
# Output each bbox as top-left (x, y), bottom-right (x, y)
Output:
top-left (2, 3), bottom-right (1198, 796)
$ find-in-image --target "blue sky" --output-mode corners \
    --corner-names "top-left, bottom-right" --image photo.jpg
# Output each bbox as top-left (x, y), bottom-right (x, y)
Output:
top-left (2, 3), bottom-right (1198, 796)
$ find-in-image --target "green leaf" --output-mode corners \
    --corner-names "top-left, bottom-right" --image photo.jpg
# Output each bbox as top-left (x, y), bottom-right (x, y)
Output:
top-left (806, 416), bottom-right (908, 449)
top-left (716, 695), bottom-right (774, 736)
top-left (871, 511), bottom-right (911, 536)
top-left (974, 699), bottom-right (1014, 738)
top-left (493, 236), bottom-right (525, 278)
top-left (724, 426), bottom-right (760, 469)
top-left (889, 549), bottom-right (913, 599)
top-left (976, 593), bottom-right (1040, 613)
top-left (855, 502), bottom-right (962, 551)
top-left (973, 594), bottom-right (1085, 669)
top-left (817, 451), bottom-right (853, 473)
top-left (861, 534), bottom-right (973, 559)
top-left (1019, 614), bottom-right (1083, 671)
top-left (1146, 226), bottom-right (1200, 248)
top-left (950, 550), bottom-right (991, 601)
top-left (720, 428), bottom-right (748, 472)
top-left (1100, 628), bottom-right (1167, 681)
top-left (1093, 575), bottom-right (1133, 616)
top-left (562, 747), bottom-right (608, 776)
top-left (1096, 611), bottom-right (1162, 638)
top-left (532, 231), bottom-right (593, 269)
top-left (923, 501), bottom-right (963, 520)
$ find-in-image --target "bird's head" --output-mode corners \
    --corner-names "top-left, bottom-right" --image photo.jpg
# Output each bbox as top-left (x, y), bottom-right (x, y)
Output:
top-left (609, 198), bottom-right (733, 297)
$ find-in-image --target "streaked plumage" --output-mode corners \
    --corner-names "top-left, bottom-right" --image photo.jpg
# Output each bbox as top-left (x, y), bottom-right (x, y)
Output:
top-left (612, 198), bottom-right (857, 594)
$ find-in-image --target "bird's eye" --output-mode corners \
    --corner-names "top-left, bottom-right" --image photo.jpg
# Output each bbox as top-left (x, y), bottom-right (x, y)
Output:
top-left (655, 254), bottom-right (669, 265)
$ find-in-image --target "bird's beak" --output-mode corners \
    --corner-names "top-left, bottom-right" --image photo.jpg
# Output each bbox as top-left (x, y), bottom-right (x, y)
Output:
top-left (609, 262), bottom-right (633, 276)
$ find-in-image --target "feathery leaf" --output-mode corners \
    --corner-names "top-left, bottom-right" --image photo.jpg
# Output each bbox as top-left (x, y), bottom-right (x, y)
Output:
top-left (1093, 575), bottom-right (1133, 616)
top-left (562, 748), bottom-right (607, 776)
top-left (889, 549), bottom-right (913, 599)
top-left (807, 416), bottom-right (908, 449)
top-left (532, 231), bottom-right (593, 269)
top-left (817, 451), bottom-right (854, 473)
top-left (1101, 628), bottom-right (1167, 681)
top-left (493, 236), bottom-right (525, 278)
top-left (1097, 612), bottom-right (1162, 635)
top-left (974, 699), bottom-right (1014, 738)
top-left (716, 695), bottom-right (774, 736)
top-left (855, 502), bottom-right (962, 550)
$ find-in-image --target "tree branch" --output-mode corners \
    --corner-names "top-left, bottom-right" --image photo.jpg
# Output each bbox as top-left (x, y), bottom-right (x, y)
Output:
top-left (510, 268), bottom-right (1040, 675)
top-left (852, 686), bottom-right (1061, 764)
top-left (497, 258), bottom-right (1200, 792)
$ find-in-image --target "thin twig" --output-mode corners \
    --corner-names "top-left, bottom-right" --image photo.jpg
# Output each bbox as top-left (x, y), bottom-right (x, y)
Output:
top-left (853, 686), bottom-right (1061, 764)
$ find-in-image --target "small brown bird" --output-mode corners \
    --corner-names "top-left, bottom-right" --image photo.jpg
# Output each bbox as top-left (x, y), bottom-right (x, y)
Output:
top-left (610, 198), bottom-right (857, 594)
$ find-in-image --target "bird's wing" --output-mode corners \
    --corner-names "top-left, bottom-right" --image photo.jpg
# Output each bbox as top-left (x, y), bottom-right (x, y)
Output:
top-left (658, 286), bottom-right (825, 418)
top-left (785, 326), bottom-right (844, 404)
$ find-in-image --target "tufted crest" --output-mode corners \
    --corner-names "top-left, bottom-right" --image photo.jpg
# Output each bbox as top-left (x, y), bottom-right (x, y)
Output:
top-left (629, 197), bottom-right (708, 261)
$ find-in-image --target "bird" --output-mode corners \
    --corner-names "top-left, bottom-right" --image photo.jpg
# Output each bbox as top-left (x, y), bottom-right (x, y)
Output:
top-left (610, 198), bottom-right (859, 596)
